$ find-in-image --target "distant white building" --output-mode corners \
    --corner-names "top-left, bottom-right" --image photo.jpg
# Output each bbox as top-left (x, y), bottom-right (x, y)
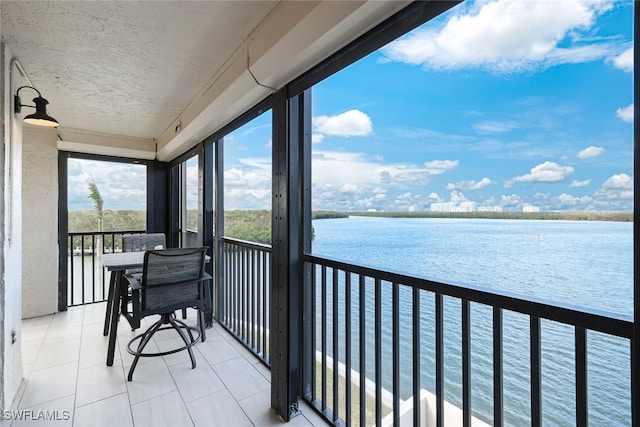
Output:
top-left (478, 205), bottom-right (503, 212)
top-left (430, 201), bottom-right (477, 213)
top-left (522, 204), bottom-right (541, 213)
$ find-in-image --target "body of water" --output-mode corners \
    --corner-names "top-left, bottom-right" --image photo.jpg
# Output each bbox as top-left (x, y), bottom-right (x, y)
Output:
top-left (311, 216), bottom-right (632, 426)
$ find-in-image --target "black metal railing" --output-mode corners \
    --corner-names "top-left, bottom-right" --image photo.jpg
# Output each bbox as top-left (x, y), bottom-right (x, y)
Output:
top-left (67, 230), bottom-right (145, 306)
top-left (302, 254), bottom-right (634, 427)
top-left (218, 237), bottom-right (271, 365)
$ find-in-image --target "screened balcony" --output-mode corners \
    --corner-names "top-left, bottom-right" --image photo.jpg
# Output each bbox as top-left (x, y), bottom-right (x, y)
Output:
top-left (1, 1), bottom-right (638, 427)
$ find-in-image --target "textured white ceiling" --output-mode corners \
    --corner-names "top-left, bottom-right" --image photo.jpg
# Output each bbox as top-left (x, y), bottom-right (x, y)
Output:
top-left (1, 1), bottom-right (278, 139)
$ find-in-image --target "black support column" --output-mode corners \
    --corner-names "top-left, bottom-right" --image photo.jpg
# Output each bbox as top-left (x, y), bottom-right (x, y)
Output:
top-left (214, 138), bottom-right (224, 323)
top-left (146, 160), bottom-right (170, 236)
top-left (271, 88), bottom-right (311, 420)
top-left (203, 142), bottom-right (215, 325)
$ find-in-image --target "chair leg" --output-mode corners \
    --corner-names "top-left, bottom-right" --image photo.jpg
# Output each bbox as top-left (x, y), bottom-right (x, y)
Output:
top-left (128, 317), bottom-right (164, 381)
top-left (199, 309), bottom-right (206, 342)
top-left (169, 316), bottom-right (197, 369)
top-left (182, 308), bottom-right (187, 319)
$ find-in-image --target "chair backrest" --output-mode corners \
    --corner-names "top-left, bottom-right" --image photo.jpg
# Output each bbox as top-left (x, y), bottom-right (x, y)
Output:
top-left (141, 247), bottom-right (208, 312)
top-left (122, 233), bottom-right (166, 252)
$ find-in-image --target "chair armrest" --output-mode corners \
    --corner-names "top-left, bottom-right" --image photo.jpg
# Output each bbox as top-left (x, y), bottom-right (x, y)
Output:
top-left (123, 274), bottom-right (142, 290)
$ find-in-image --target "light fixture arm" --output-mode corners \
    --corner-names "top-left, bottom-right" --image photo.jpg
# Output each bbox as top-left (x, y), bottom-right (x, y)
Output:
top-left (14, 85), bottom-right (43, 114)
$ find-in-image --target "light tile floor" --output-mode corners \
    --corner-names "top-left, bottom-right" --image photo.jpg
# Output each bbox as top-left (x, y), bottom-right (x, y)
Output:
top-left (6, 303), bottom-right (327, 427)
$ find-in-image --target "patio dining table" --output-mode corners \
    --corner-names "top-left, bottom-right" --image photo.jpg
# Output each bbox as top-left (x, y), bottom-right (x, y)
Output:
top-left (102, 251), bottom-right (147, 366)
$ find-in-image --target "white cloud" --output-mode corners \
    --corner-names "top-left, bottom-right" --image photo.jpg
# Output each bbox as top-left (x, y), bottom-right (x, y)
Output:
top-left (312, 182), bottom-right (390, 211)
top-left (388, 191), bottom-right (444, 212)
top-left (310, 151), bottom-right (458, 210)
top-left (569, 179), bottom-right (591, 188)
top-left (616, 103), bottom-right (633, 123)
top-left (447, 177), bottom-right (493, 191)
top-left (592, 173), bottom-right (633, 209)
top-left (600, 173), bottom-right (633, 191)
top-left (500, 194), bottom-right (522, 207)
top-left (312, 133), bottom-right (325, 144)
top-left (577, 146), bottom-right (605, 159)
top-left (449, 190), bottom-right (468, 203)
top-left (313, 109), bottom-right (372, 138)
top-left (224, 156), bottom-right (272, 209)
top-left (612, 46), bottom-right (633, 72)
top-left (506, 161), bottom-right (574, 187)
top-left (423, 159), bottom-right (459, 174)
top-left (312, 151), bottom-right (457, 191)
top-left (381, 0), bottom-right (619, 73)
top-left (473, 120), bottom-right (517, 133)
top-left (556, 193), bottom-right (594, 207)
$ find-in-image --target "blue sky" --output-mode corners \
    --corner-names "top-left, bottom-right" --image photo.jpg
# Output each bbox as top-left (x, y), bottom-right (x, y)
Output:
top-left (223, 0), bottom-right (633, 212)
top-left (71, 0), bottom-right (634, 213)
top-left (306, 0), bottom-right (634, 212)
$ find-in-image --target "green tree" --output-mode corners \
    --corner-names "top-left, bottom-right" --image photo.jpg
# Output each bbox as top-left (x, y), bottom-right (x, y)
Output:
top-left (87, 178), bottom-right (104, 232)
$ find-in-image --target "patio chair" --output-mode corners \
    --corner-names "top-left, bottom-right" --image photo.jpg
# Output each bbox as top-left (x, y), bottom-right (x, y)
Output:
top-left (118, 233), bottom-right (167, 330)
top-left (123, 247), bottom-right (211, 381)
top-left (122, 233), bottom-right (166, 253)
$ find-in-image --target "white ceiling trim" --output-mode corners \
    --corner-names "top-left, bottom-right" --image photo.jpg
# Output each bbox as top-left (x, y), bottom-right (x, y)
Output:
top-left (58, 127), bottom-right (156, 160)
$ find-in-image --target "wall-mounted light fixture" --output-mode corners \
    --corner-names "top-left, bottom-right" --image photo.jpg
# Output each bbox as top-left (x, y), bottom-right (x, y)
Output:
top-left (14, 86), bottom-right (59, 127)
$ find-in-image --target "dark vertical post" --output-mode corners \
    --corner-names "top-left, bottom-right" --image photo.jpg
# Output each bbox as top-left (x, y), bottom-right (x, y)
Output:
top-left (168, 165), bottom-right (181, 249)
top-left (241, 248), bottom-right (246, 337)
top-left (332, 268), bottom-right (339, 422)
top-left (251, 249), bottom-right (256, 349)
top-left (57, 152), bottom-right (69, 311)
top-left (375, 278), bottom-right (382, 427)
top-left (462, 299), bottom-right (471, 427)
top-left (271, 88), bottom-right (310, 420)
top-left (530, 316), bottom-right (542, 427)
top-left (575, 326), bottom-right (587, 427)
top-left (214, 138), bottom-right (224, 321)
top-left (392, 282), bottom-right (400, 427)
top-left (298, 89), bottom-right (312, 405)
top-left (632, 5), bottom-right (639, 427)
top-left (436, 293), bottom-right (444, 427)
top-left (345, 272), bottom-right (352, 427)
top-left (300, 87), bottom-right (313, 401)
top-left (147, 160), bottom-right (170, 236)
top-left (321, 266), bottom-right (328, 410)
top-left (202, 142), bottom-right (214, 325)
top-left (493, 307), bottom-right (503, 427)
top-left (263, 250), bottom-right (268, 363)
top-left (308, 263), bottom-right (317, 401)
top-left (413, 288), bottom-right (421, 426)
top-left (359, 275), bottom-right (367, 427)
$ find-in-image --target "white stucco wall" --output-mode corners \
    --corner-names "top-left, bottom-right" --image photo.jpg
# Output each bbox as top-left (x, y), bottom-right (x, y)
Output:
top-left (1, 43), bottom-right (25, 411)
top-left (22, 125), bottom-right (58, 318)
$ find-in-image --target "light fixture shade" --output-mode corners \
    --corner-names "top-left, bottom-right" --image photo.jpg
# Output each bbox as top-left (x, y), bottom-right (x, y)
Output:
top-left (23, 96), bottom-right (58, 127)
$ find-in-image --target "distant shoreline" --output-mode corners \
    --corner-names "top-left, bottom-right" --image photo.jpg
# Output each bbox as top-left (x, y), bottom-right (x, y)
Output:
top-left (312, 210), bottom-right (633, 222)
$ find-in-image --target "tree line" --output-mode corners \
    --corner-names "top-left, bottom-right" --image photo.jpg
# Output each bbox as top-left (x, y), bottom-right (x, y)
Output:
top-left (68, 208), bottom-right (631, 250)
